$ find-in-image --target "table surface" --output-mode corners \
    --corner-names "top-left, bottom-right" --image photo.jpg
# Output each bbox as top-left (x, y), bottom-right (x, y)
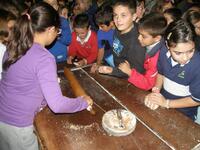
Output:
top-left (34, 64), bottom-right (200, 150)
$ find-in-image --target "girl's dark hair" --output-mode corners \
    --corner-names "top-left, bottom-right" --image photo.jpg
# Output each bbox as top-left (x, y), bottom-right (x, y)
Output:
top-left (182, 10), bottom-right (200, 30)
top-left (73, 13), bottom-right (89, 29)
top-left (165, 19), bottom-right (194, 48)
top-left (164, 8), bottom-right (182, 21)
top-left (3, 2), bottom-right (60, 70)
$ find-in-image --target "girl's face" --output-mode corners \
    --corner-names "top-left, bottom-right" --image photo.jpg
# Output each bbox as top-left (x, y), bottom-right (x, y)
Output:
top-left (169, 41), bottom-right (195, 65)
top-left (46, 26), bottom-right (60, 45)
top-left (113, 5), bottom-right (136, 34)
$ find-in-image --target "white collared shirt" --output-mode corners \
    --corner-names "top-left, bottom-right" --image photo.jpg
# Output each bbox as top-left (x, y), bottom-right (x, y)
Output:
top-left (76, 30), bottom-right (91, 45)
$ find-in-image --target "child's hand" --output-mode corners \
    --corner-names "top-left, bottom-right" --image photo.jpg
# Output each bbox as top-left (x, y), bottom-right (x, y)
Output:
top-left (145, 92), bottom-right (168, 109)
top-left (144, 94), bottom-right (159, 110)
top-left (118, 61), bottom-right (131, 76)
top-left (90, 63), bottom-right (99, 73)
top-left (98, 66), bottom-right (113, 74)
top-left (74, 59), bottom-right (87, 67)
top-left (147, 93), bottom-right (168, 108)
top-left (67, 56), bottom-right (74, 64)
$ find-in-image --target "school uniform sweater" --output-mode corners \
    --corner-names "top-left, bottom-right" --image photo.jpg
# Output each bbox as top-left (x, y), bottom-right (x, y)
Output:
top-left (0, 43), bottom-right (88, 127)
top-left (158, 48), bottom-right (200, 120)
top-left (68, 30), bottom-right (98, 64)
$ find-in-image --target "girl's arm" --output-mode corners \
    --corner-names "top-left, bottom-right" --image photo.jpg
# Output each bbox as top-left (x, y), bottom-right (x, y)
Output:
top-left (152, 73), bottom-right (164, 93)
top-left (37, 57), bottom-right (88, 113)
top-left (147, 93), bottom-right (200, 108)
top-left (167, 97), bottom-right (200, 108)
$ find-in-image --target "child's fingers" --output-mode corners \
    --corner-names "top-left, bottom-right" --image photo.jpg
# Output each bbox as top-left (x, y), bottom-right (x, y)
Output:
top-left (145, 95), bottom-right (159, 110)
top-left (98, 66), bottom-right (109, 74)
top-left (125, 60), bottom-right (129, 64)
top-left (90, 64), bottom-right (98, 73)
top-left (150, 103), bottom-right (159, 110)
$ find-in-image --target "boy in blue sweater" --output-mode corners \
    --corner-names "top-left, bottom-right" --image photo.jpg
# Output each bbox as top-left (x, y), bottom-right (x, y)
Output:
top-left (45, 0), bottom-right (72, 62)
top-left (90, 5), bottom-right (115, 73)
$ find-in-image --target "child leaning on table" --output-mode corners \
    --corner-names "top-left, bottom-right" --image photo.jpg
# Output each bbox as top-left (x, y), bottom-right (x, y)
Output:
top-left (118, 12), bottom-right (168, 90)
top-left (144, 19), bottom-right (200, 121)
top-left (0, 2), bottom-right (93, 150)
top-left (67, 13), bottom-right (98, 67)
top-left (98, 0), bottom-right (146, 78)
top-left (90, 5), bottom-right (115, 73)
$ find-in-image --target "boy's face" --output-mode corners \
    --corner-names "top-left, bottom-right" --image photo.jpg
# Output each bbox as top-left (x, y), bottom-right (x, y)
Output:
top-left (61, 8), bottom-right (68, 19)
top-left (76, 0), bottom-right (88, 13)
top-left (138, 29), bottom-right (160, 47)
top-left (164, 13), bottom-right (173, 25)
top-left (113, 5), bottom-right (136, 34)
top-left (136, 2), bottom-right (145, 19)
top-left (74, 27), bottom-right (89, 40)
top-left (99, 22), bottom-right (113, 32)
top-left (194, 20), bottom-right (200, 36)
top-left (169, 41), bottom-right (195, 65)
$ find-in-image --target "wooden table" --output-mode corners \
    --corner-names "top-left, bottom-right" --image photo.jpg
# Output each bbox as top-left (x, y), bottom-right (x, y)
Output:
top-left (34, 64), bottom-right (200, 150)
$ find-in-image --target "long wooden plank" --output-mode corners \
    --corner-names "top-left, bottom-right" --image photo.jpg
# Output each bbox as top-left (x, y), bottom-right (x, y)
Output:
top-left (76, 67), bottom-right (200, 150)
top-left (34, 73), bottom-right (170, 150)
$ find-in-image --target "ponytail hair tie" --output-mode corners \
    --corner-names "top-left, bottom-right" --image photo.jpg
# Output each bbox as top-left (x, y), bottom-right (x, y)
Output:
top-left (167, 32), bottom-right (172, 40)
top-left (25, 13), bottom-right (31, 20)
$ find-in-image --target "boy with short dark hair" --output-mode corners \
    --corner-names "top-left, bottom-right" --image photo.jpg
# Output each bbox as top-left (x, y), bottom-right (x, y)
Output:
top-left (67, 13), bottom-right (98, 66)
top-left (98, 0), bottom-right (146, 78)
top-left (119, 12), bottom-right (167, 90)
top-left (90, 5), bottom-right (115, 73)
